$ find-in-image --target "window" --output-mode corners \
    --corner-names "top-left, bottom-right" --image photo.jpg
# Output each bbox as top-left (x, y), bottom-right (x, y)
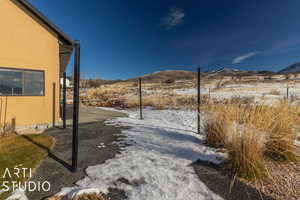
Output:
top-left (0, 68), bottom-right (44, 96)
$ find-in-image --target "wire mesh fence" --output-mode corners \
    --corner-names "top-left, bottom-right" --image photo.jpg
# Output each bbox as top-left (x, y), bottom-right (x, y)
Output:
top-left (76, 67), bottom-right (300, 137)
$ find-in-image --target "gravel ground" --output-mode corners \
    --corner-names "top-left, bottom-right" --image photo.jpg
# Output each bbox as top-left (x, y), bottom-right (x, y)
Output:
top-left (247, 160), bottom-right (300, 200)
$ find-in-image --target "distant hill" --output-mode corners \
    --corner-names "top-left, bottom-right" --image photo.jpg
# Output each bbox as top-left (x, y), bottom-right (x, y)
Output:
top-left (279, 62), bottom-right (300, 74)
top-left (83, 78), bottom-right (121, 88)
top-left (126, 70), bottom-right (197, 82)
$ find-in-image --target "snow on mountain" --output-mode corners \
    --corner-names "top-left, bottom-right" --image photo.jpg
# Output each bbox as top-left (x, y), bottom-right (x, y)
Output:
top-left (279, 62), bottom-right (300, 74)
top-left (214, 67), bottom-right (241, 73)
top-left (208, 67), bottom-right (244, 76)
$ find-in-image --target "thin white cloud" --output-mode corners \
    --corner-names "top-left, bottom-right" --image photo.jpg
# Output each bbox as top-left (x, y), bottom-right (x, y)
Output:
top-left (163, 7), bottom-right (185, 29)
top-left (232, 52), bottom-right (259, 64)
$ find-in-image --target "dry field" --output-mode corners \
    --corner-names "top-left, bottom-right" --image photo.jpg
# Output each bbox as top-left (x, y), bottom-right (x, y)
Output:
top-left (80, 80), bottom-right (197, 109)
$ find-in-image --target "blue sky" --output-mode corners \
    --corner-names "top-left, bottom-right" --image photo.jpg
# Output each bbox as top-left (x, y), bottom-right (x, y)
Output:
top-left (28, 0), bottom-right (300, 79)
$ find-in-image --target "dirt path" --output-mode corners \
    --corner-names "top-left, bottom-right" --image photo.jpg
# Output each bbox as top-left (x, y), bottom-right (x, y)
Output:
top-left (26, 107), bottom-right (127, 200)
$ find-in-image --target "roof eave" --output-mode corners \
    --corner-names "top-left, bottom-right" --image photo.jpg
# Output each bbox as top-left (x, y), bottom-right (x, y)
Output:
top-left (15, 0), bottom-right (74, 46)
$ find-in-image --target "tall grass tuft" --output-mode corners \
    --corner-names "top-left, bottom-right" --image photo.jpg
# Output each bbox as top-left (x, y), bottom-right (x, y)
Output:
top-left (205, 100), bottom-right (299, 179)
top-left (228, 126), bottom-right (267, 179)
top-left (265, 101), bottom-right (300, 161)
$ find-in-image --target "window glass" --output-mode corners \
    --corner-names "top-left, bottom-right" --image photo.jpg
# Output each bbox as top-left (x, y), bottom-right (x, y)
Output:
top-left (0, 68), bottom-right (44, 96)
top-left (23, 71), bottom-right (44, 96)
top-left (0, 68), bottom-right (23, 95)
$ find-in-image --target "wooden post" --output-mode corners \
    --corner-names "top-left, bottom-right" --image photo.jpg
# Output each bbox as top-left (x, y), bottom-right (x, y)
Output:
top-left (197, 68), bottom-right (200, 134)
top-left (139, 78), bottom-right (143, 120)
top-left (63, 72), bottom-right (67, 129)
top-left (287, 85), bottom-right (289, 100)
top-left (52, 82), bottom-right (56, 127)
top-left (72, 42), bottom-right (80, 172)
top-left (0, 99), bottom-right (2, 126)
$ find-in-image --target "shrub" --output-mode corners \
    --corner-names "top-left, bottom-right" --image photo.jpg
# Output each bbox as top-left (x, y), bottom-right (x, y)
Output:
top-left (200, 95), bottom-right (211, 105)
top-left (225, 96), bottom-right (255, 104)
top-left (164, 79), bottom-right (175, 84)
top-left (269, 89), bottom-right (280, 95)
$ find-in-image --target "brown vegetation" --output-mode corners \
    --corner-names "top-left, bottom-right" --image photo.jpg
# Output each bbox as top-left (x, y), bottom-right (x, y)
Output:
top-left (80, 80), bottom-right (197, 109)
top-left (269, 89), bottom-right (280, 95)
top-left (48, 193), bottom-right (106, 200)
top-left (204, 101), bottom-right (299, 179)
top-left (0, 122), bottom-right (14, 137)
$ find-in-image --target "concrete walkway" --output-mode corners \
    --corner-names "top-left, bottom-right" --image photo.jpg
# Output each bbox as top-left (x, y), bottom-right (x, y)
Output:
top-left (26, 106), bottom-right (127, 200)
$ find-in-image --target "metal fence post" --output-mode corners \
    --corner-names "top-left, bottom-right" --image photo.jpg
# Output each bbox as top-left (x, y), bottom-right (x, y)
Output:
top-left (287, 85), bottom-right (289, 100)
top-left (63, 72), bottom-right (67, 129)
top-left (139, 78), bottom-right (143, 120)
top-left (197, 68), bottom-right (200, 134)
top-left (72, 42), bottom-right (80, 172)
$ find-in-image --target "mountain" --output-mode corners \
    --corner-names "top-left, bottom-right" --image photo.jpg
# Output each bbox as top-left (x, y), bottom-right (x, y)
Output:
top-left (209, 67), bottom-right (243, 76)
top-left (126, 70), bottom-right (196, 82)
top-left (279, 62), bottom-right (300, 74)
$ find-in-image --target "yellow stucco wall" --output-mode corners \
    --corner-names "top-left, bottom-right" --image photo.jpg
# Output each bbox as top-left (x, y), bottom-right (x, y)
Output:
top-left (0, 0), bottom-right (61, 127)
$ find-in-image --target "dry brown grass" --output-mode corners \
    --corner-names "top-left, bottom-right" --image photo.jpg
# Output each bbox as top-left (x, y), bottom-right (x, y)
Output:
top-left (123, 93), bottom-right (197, 110)
top-left (81, 81), bottom-right (197, 109)
top-left (73, 193), bottom-right (106, 200)
top-left (269, 89), bottom-right (281, 95)
top-left (228, 127), bottom-right (267, 179)
top-left (265, 102), bottom-right (300, 161)
top-left (204, 101), bottom-right (300, 179)
top-left (48, 193), bottom-right (106, 200)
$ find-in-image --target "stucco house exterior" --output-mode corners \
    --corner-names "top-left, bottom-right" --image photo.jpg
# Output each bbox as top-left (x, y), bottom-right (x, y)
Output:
top-left (0, 0), bottom-right (74, 130)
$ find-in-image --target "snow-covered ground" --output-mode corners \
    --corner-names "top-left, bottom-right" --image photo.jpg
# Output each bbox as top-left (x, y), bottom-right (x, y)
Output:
top-left (52, 109), bottom-right (226, 200)
top-left (199, 82), bottom-right (300, 104)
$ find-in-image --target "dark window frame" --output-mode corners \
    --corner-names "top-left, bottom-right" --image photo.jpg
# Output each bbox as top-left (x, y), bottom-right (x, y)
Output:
top-left (0, 67), bottom-right (45, 97)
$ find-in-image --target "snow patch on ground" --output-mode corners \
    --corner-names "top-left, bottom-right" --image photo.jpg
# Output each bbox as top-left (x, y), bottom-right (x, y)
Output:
top-left (6, 189), bottom-right (28, 200)
top-left (174, 88), bottom-right (197, 95)
top-left (97, 143), bottom-right (106, 149)
top-left (55, 109), bottom-right (226, 200)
